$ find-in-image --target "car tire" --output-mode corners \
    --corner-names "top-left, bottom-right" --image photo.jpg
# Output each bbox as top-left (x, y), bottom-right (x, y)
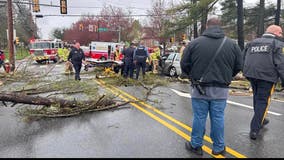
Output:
top-left (53, 56), bottom-right (59, 63)
top-left (169, 67), bottom-right (177, 77)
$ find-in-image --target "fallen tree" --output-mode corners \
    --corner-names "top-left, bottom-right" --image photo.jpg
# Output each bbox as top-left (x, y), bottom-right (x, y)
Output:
top-left (0, 59), bottom-right (170, 121)
top-left (0, 92), bottom-right (114, 108)
top-left (0, 91), bottom-right (131, 119)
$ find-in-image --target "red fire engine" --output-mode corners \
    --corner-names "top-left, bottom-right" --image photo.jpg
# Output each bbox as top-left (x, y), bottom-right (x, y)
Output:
top-left (29, 39), bottom-right (63, 64)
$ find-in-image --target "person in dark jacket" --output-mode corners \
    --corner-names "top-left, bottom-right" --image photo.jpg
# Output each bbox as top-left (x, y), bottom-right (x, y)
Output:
top-left (243, 25), bottom-right (284, 140)
top-left (180, 17), bottom-right (243, 156)
top-left (133, 40), bottom-right (150, 80)
top-left (67, 42), bottom-right (86, 81)
top-left (122, 42), bottom-right (136, 78)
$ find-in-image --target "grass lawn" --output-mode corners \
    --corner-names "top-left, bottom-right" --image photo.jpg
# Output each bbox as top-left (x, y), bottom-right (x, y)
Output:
top-left (3, 46), bottom-right (30, 60)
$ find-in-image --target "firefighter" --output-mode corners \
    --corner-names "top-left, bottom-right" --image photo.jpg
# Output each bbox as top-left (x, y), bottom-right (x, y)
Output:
top-left (62, 46), bottom-right (70, 62)
top-left (57, 47), bottom-right (64, 62)
top-left (179, 40), bottom-right (190, 80)
top-left (151, 45), bottom-right (160, 74)
top-left (114, 45), bottom-right (120, 61)
top-left (179, 40), bottom-right (187, 57)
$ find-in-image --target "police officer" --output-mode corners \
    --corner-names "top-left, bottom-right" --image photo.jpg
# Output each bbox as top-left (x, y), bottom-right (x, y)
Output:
top-left (133, 40), bottom-right (150, 80)
top-left (67, 42), bottom-right (86, 81)
top-left (122, 42), bottom-right (136, 78)
top-left (243, 24), bottom-right (284, 140)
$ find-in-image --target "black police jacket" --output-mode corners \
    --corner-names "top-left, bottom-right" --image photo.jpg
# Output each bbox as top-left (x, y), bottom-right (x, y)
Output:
top-left (68, 48), bottom-right (85, 65)
top-left (243, 33), bottom-right (284, 83)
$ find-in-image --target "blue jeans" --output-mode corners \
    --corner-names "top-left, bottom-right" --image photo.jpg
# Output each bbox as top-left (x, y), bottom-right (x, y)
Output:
top-left (191, 98), bottom-right (227, 152)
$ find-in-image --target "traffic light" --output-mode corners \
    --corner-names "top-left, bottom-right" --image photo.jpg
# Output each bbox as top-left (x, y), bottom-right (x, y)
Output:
top-left (15, 37), bottom-right (19, 45)
top-left (79, 23), bottom-right (84, 31)
top-left (182, 34), bottom-right (186, 40)
top-left (32, 0), bottom-right (40, 12)
top-left (60, 0), bottom-right (67, 14)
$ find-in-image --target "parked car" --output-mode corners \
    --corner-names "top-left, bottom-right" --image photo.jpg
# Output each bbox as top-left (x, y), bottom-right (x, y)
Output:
top-left (162, 52), bottom-right (182, 77)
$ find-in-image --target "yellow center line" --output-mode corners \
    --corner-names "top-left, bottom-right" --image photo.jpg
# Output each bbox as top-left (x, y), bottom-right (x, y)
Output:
top-left (96, 79), bottom-right (247, 158)
top-left (96, 80), bottom-right (224, 158)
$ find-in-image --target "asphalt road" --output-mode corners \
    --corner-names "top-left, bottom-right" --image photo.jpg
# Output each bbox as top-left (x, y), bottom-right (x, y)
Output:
top-left (0, 60), bottom-right (284, 158)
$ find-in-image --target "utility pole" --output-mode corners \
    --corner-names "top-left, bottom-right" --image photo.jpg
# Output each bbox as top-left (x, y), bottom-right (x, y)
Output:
top-left (275, 0), bottom-right (281, 25)
top-left (118, 26), bottom-right (121, 43)
top-left (98, 20), bottom-right (100, 41)
top-left (257, 0), bottom-right (265, 37)
top-left (237, 0), bottom-right (244, 51)
top-left (29, 0), bottom-right (34, 38)
top-left (7, 0), bottom-right (15, 71)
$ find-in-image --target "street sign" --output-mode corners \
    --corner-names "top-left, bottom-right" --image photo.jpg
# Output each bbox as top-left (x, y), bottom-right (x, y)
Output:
top-left (35, 15), bottom-right (43, 18)
top-left (98, 28), bottom-right (108, 32)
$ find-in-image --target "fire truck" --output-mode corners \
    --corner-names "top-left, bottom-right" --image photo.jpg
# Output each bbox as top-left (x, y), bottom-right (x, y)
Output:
top-left (29, 39), bottom-right (63, 64)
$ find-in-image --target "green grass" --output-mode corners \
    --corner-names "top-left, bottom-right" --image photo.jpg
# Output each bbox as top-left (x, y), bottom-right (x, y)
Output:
top-left (3, 47), bottom-right (30, 60)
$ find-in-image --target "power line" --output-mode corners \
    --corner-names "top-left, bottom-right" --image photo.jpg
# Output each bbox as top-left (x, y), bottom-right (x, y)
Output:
top-left (35, 13), bottom-right (186, 18)
top-left (0, 0), bottom-right (59, 7)
top-left (0, 0), bottom-right (151, 10)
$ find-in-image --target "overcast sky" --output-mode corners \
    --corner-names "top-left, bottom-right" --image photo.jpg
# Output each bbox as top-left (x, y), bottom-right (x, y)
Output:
top-left (33, 0), bottom-right (278, 39)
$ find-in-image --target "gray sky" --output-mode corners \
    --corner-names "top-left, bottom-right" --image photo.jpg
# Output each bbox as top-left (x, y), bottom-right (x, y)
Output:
top-left (34, 0), bottom-right (276, 39)
top-left (35, 0), bottom-right (172, 38)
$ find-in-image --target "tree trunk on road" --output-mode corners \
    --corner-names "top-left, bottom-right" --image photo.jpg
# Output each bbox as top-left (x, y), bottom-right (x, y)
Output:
top-left (0, 92), bottom-right (114, 108)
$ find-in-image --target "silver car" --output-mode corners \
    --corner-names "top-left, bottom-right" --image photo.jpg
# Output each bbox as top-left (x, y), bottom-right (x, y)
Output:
top-left (162, 52), bottom-right (182, 77)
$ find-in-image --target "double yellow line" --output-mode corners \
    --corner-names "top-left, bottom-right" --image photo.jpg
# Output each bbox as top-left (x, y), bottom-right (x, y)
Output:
top-left (96, 79), bottom-right (247, 158)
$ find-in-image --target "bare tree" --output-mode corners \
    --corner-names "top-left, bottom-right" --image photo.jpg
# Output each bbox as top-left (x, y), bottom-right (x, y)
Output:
top-left (147, 0), bottom-right (167, 43)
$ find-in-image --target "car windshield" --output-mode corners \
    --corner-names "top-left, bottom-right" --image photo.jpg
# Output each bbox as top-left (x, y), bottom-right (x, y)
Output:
top-left (30, 42), bottom-right (50, 49)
